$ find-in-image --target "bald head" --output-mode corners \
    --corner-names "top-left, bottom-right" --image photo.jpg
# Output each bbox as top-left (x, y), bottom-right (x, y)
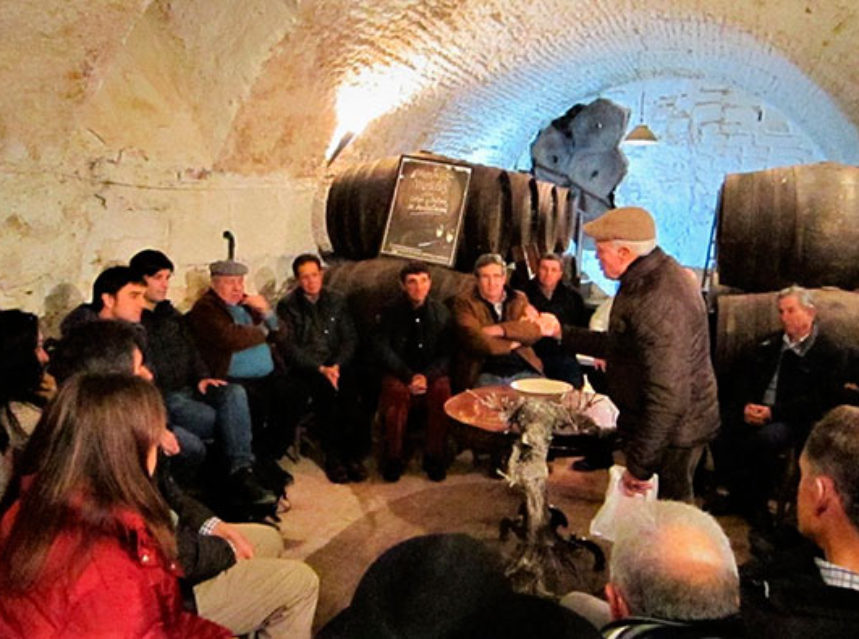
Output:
top-left (610, 501), bottom-right (739, 621)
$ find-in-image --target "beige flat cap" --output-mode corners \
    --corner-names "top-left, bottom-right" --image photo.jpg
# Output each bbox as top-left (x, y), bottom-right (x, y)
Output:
top-left (583, 206), bottom-right (656, 242)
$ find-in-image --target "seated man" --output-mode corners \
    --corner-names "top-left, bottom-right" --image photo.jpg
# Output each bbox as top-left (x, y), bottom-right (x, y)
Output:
top-left (372, 261), bottom-right (453, 482)
top-left (719, 286), bottom-right (845, 527)
top-left (522, 252), bottom-right (587, 389)
top-left (741, 405), bottom-right (859, 636)
top-left (187, 259), bottom-right (291, 467)
top-left (48, 320), bottom-right (319, 639)
top-left (277, 254), bottom-right (368, 484)
top-left (60, 265), bottom-right (147, 334)
top-left (59, 265), bottom-right (205, 477)
top-left (452, 253), bottom-right (553, 391)
top-left (562, 501), bottom-right (743, 638)
top-left (130, 249), bottom-right (275, 508)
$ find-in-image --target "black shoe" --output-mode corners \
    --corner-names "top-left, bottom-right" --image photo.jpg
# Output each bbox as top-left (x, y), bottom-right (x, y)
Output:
top-left (381, 459), bottom-right (404, 482)
top-left (325, 461), bottom-right (349, 484)
top-left (423, 457), bottom-right (447, 482)
top-left (231, 467), bottom-right (277, 506)
top-left (572, 456), bottom-right (612, 472)
top-left (345, 459), bottom-right (368, 483)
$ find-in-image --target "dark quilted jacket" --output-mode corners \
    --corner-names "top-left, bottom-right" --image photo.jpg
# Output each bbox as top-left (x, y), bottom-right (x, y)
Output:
top-left (562, 247), bottom-right (719, 480)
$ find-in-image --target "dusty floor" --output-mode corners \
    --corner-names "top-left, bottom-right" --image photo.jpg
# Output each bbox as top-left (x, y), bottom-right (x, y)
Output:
top-left (272, 450), bottom-right (751, 632)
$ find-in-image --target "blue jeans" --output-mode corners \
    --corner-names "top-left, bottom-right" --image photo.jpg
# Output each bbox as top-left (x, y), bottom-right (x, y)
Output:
top-left (166, 384), bottom-right (254, 474)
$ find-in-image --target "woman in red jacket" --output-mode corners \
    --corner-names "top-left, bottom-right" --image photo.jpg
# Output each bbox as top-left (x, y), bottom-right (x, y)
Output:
top-left (0, 373), bottom-right (230, 638)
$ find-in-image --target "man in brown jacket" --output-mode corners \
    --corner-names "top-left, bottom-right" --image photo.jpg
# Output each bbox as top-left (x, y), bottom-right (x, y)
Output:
top-left (187, 260), bottom-right (292, 464)
top-left (452, 253), bottom-right (553, 391)
top-left (554, 207), bottom-right (719, 501)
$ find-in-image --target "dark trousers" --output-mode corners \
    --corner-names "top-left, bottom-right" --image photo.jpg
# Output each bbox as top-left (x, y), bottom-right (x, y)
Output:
top-left (729, 420), bottom-right (797, 514)
top-left (541, 352), bottom-right (584, 389)
top-left (657, 445), bottom-right (705, 502)
top-left (231, 373), bottom-right (292, 461)
top-left (378, 374), bottom-right (452, 464)
top-left (284, 366), bottom-right (369, 464)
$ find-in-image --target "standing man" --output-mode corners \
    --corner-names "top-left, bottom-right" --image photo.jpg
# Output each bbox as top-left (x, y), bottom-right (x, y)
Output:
top-left (130, 249), bottom-right (275, 508)
top-left (277, 254), bottom-right (368, 484)
top-left (523, 252), bottom-right (587, 389)
top-left (555, 207), bottom-right (719, 501)
top-left (452, 253), bottom-right (552, 391)
top-left (373, 261), bottom-right (453, 482)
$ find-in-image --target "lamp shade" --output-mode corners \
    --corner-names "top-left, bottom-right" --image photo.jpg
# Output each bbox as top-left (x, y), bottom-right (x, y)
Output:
top-left (624, 123), bottom-right (658, 146)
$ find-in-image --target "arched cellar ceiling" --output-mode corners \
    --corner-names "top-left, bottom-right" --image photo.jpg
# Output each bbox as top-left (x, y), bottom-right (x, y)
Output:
top-left (426, 21), bottom-right (859, 166)
top-left (1, 0), bottom-right (857, 171)
top-left (219, 0), bottom-right (859, 172)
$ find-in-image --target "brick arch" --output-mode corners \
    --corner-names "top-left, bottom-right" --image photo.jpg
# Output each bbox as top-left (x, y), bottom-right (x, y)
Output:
top-left (423, 19), bottom-right (858, 167)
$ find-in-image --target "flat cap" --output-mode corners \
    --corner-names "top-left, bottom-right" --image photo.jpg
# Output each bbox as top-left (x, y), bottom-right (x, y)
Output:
top-left (583, 206), bottom-right (656, 242)
top-left (209, 259), bottom-right (248, 276)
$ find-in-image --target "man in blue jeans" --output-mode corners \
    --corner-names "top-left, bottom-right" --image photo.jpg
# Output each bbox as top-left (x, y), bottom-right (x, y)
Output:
top-left (131, 249), bottom-right (275, 507)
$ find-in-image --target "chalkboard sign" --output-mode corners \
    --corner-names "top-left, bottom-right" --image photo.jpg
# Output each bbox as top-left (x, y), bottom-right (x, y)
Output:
top-left (379, 155), bottom-right (472, 266)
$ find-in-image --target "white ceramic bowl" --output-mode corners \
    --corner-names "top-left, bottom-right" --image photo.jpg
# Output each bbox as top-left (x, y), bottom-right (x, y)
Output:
top-left (510, 378), bottom-right (573, 397)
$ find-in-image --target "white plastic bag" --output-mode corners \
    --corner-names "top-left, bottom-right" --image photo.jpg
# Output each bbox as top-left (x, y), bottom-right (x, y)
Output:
top-left (589, 464), bottom-right (659, 542)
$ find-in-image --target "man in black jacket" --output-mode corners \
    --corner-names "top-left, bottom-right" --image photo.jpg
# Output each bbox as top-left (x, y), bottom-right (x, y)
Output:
top-left (277, 253), bottom-right (368, 484)
top-left (721, 286), bottom-right (845, 527)
top-left (50, 320), bottom-right (319, 639)
top-left (741, 405), bottom-right (859, 637)
top-left (130, 249), bottom-right (274, 507)
top-left (522, 252), bottom-right (587, 389)
top-left (552, 206), bottom-right (719, 501)
top-left (373, 261), bottom-right (453, 482)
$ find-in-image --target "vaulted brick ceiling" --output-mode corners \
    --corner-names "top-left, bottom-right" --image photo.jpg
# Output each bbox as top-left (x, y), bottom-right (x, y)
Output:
top-left (1, 0), bottom-right (857, 173)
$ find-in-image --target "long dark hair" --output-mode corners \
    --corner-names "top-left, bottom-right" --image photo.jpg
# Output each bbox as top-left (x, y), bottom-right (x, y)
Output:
top-left (0, 310), bottom-right (45, 451)
top-left (0, 310), bottom-right (44, 403)
top-left (0, 374), bottom-right (176, 592)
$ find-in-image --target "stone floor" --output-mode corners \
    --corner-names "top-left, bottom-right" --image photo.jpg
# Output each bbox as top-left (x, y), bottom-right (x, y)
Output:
top-left (271, 450), bottom-right (751, 632)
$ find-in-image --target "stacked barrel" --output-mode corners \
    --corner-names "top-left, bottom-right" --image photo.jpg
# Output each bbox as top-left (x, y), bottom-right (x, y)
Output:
top-left (325, 153), bottom-right (578, 272)
top-left (713, 162), bottom-right (859, 378)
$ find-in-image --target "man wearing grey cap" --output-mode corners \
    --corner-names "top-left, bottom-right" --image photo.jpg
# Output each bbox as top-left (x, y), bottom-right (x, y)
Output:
top-left (553, 206), bottom-right (719, 501)
top-left (188, 259), bottom-right (291, 478)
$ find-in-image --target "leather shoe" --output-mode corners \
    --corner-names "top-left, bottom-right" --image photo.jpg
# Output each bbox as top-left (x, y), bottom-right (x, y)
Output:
top-left (423, 457), bottom-right (447, 482)
top-left (572, 456), bottom-right (612, 472)
top-left (325, 461), bottom-right (350, 484)
top-left (231, 467), bottom-right (277, 505)
top-left (346, 460), bottom-right (368, 483)
top-left (381, 459), bottom-right (404, 483)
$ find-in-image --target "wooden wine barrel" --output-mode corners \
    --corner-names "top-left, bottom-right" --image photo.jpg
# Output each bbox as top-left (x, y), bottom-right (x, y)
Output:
top-left (324, 256), bottom-right (474, 331)
top-left (554, 187), bottom-right (576, 254)
top-left (534, 180), bottom-right (559, 254)
top-left (458, 165), bottom-right (509, 270)
top-left (325, 165), bottom-right (357, 256)
top-left (717, 162), bottom-right (859, 293)
top-left (714, 288), bottom-right (859, 378)
top-left (325, 156), bottom-right (401, 259)
top-left (504, 170), bottom-right (535, 251)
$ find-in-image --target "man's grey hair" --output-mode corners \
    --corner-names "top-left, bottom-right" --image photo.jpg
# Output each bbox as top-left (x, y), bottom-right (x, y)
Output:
top-left (610, 500), bottom-right (739, 621)
top-left (611, 238), bottom-right (657, 257)
top-left (777, 285), bottom-right (815, 309)
top-left (804, 405), bottom-right (859, 530)
top-left (473, 253), bottom-right (506, 275)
